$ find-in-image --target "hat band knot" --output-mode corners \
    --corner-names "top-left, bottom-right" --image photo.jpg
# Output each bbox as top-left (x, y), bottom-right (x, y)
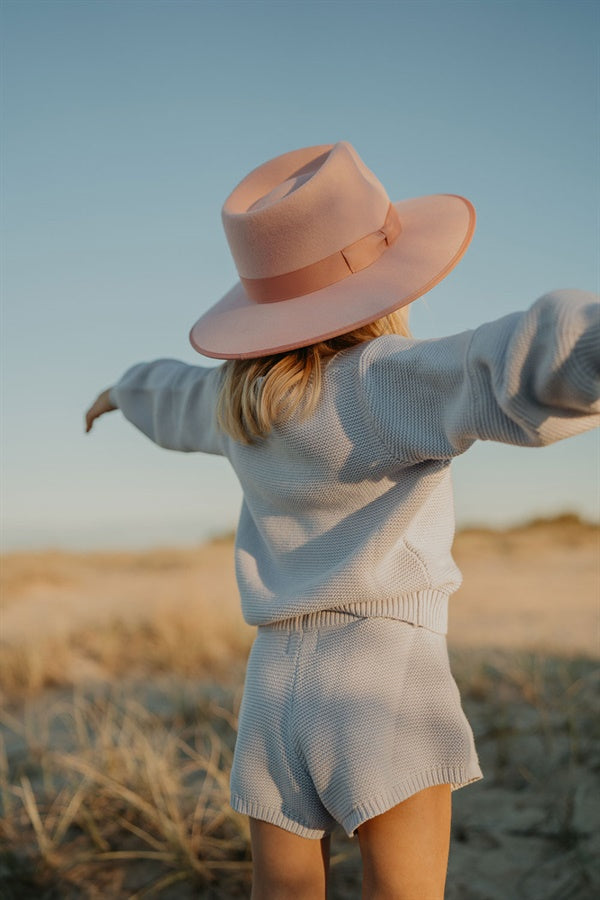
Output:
top-left (240, 203), bottom-right (402, 304)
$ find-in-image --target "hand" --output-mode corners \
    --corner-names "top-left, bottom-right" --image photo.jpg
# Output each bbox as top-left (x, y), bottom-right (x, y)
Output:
top-left (85, 388), bottom-right (117, 433)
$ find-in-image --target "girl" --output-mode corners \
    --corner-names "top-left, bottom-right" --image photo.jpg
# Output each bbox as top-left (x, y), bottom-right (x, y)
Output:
top-left (85, 142), bottom-right (599, 899)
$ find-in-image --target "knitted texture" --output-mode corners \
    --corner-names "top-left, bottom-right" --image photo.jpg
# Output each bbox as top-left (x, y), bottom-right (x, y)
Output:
top-left (110, 289), bottom-right (600, 628)
top-left (230, 612), bottom-right (483, 837)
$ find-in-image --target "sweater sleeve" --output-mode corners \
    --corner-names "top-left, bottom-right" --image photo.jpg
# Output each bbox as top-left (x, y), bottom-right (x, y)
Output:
top-left (360, 289), bottom-right (600, 463)
top-left (109, 359), bottom-right (225, 455)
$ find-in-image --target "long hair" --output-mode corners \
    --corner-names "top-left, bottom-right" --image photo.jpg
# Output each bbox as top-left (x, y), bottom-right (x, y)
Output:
top-left (216, 306), bottom-right (412, 444)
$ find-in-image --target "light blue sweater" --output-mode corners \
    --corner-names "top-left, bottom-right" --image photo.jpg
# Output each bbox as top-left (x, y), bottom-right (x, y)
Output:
top-left (109, 289), bottom-right (600, 631)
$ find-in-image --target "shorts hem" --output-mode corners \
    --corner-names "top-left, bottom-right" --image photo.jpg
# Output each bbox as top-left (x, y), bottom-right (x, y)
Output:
top-left (341, 763), bottom-right (484, 837)
top-left (230, 792), bottom-right (332, 840)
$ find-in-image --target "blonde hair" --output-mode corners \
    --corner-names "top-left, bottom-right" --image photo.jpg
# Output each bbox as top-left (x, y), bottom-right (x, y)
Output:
top-left (217, 307), bottom-right (412, 444)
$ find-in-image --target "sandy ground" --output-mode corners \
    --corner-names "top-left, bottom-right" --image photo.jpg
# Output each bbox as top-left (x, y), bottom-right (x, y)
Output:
top-left (447, 518), bottom-right (599, 658)
top-left (3, 515), bottom-right (598, 661)
top-left (1, 515), bottom-right (599, 899)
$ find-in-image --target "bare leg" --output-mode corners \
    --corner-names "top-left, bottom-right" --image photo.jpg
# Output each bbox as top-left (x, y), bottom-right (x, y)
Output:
top-left (357, 784), bottom-right (451, 900)
top-left (249, 817), bottom-right (331, 900)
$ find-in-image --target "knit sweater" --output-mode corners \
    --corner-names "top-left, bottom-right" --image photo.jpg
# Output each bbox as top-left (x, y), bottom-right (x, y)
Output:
top-left (109, 289), bottom-right (600, 632)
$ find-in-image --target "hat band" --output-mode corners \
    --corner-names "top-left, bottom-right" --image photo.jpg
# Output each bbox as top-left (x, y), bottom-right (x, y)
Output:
top-left (240, 203), bottom-right (402, 303)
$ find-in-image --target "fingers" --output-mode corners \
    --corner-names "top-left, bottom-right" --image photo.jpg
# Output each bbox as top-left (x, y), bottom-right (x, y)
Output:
top-left (85, 403), bottom-right (98, 433)
top-left (84, 388), bottom-right (116, 434)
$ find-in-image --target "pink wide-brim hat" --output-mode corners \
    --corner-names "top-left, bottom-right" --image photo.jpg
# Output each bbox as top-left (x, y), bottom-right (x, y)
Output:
top-left (189, 141), bottom-right (476, 359)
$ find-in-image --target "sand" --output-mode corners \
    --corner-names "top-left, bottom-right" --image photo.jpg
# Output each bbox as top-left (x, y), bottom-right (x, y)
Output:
top-left (1, 515), bottom-right (598, 898)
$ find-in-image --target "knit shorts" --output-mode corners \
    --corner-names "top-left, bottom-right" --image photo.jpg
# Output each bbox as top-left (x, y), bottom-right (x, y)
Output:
top-left (229, 610), bottom-right (483, 838)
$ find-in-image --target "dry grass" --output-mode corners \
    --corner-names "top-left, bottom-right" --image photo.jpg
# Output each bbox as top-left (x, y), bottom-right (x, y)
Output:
top-left (1, 652), bottom-right (599, 898)
top-left (1, 685), bottom-right (252, 898)
top-left (1, 516), bottom-right (599, 898)
top-left (0, 613), bottom-right (252, 702)
top-left (1, 536), bottom-right (253, 702)
top-left (2, 516), bottom-right (598, 702)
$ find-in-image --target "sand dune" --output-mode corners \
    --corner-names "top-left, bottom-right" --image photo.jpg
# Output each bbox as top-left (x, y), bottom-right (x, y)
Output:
top-left (1, 515), bottom-right (598, 899)
top-left (2, 515), bottom-right (598, 672)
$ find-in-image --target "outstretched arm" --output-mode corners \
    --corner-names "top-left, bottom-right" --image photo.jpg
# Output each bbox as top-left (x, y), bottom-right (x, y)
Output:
top-left (361, 289), bottom-right (600, 463)
top-left (85, 359), bottom-right (226, 456)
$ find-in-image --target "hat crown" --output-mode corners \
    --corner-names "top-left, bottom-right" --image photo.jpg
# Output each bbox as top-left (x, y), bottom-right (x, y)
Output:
top-left (222, 142), bottom-right (391, 279)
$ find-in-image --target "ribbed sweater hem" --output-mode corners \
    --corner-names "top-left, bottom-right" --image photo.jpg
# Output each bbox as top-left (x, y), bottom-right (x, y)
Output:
top-left (256, 590), bottom-right (450, 635)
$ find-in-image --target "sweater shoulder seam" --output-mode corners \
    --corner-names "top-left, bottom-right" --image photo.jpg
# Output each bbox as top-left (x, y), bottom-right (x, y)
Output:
top-left (356, 339), bottom-right (407, 462)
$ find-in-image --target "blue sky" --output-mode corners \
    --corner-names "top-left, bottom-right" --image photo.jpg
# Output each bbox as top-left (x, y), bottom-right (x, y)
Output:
top-left (2, 0), bottom-right (599, 551)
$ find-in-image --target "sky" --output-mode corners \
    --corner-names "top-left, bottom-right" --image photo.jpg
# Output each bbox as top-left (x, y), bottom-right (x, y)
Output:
top-left (2, 0), bottom-right (599, 552)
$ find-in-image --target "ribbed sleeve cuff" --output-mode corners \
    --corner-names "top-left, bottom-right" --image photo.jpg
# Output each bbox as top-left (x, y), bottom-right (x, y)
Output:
top-left (108, 386), bottom-right (119, 408)
top-left (570, 312), bottom-right (600, 404)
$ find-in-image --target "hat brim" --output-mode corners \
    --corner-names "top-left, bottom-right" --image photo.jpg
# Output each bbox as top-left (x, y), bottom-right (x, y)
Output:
top-left (189, 193), bottom-right (475, 360)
